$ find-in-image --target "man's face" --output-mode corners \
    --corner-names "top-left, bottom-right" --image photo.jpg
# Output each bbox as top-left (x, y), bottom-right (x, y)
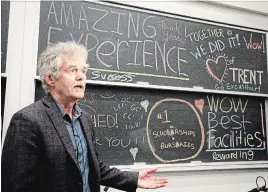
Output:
top-left (51, 56), bottom-right (88, 102)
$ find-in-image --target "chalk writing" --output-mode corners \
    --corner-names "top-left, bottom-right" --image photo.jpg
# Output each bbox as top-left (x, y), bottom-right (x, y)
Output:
top-left (243, 34), bottom-right (265, 52)
top-left (229, 68), bottom-right (263, 85)
top-left (212, 150), bottom-right (254, 161)
top-left (147, 98), bottom-right (205, 163)
top-left (39, 1), bottom-right (268, 94)
top-left (35, 81), bottom-right (268, 164)
top-left (206, 95), bottom-right (265, 161)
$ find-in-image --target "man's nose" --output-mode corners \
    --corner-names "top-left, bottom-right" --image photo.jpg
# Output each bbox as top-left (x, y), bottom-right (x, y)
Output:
top-left (76, 70), bottom-right (86, 80)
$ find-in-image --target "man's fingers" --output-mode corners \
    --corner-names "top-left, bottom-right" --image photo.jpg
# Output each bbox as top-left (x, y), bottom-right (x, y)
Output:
top-left (151, 182), bottom-right (168, 189)
top-left (155, 176), bottom-right (168, 181)
top-left (145, 168), bottom-right (158, 174)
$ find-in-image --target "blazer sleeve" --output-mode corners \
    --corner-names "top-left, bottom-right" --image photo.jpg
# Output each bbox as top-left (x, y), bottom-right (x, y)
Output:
top-left (1, 111), bottom-right (40, 192)
top-left (90, 124), bottom-right (139, 192)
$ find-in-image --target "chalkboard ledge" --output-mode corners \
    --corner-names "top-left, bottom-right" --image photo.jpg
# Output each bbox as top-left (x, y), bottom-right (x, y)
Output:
top-left (84, 79), bottom-right (268, 98)
top-left (112, 161), bottom-right (268, 172)
top-left (34, 76), bottom-right (268, 97)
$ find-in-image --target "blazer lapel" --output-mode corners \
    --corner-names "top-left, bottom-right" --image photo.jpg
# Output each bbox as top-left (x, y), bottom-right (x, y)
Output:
top-left (42, 95), bottom-right (79, 168)
top-left (80, 114), bottom-right (96, 158)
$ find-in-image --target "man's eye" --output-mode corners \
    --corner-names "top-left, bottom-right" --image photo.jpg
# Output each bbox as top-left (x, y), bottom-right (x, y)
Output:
top-left (70, 68), bottom-right (76, 72)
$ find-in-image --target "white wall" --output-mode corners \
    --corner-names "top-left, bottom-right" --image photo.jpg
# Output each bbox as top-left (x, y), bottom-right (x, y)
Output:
top-left (115, 1), bottom-right (268, 30)
top-left (2, 1), bottom-right (268, 192)
top-left (208, 1), bottom-right (268, 15)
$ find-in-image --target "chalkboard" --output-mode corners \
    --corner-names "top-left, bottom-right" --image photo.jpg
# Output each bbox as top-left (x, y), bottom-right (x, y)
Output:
top-left (38, 1), bottom-right (268, 96)
top-left (35, 81), bottom-right (267, 165)
top-left (1, 0), bottom-right (10, 73)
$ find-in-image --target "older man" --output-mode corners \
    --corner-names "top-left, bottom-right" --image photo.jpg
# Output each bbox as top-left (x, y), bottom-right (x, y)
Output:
top-left (2, 42), bottom-right (168, 192)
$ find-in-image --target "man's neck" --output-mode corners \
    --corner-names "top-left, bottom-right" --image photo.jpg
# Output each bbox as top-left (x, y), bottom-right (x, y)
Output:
top-left (50, 92), bottom-right (77, 118)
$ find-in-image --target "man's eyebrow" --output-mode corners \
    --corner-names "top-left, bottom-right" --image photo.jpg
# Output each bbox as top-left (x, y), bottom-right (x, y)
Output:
top-left (67, 65), bottom-right (87, 68)
top-left (67, 65), bottom-right (76, 69)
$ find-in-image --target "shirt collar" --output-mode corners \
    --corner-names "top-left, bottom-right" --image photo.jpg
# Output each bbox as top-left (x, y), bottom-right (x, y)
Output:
top-left (51, 96), bottom-right (82, 118)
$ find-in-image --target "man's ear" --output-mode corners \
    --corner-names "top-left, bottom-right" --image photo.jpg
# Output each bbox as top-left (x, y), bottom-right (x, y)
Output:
top-left (45, 74), bottom-right (56, 87)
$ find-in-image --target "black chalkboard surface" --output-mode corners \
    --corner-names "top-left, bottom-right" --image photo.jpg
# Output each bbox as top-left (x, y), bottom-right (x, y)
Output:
top-left (1, 1), bottom-right (10, 73)
top-left (35, 81), bottom-right (267, 165)
top-left (38, 1), bottom-right (268, 95)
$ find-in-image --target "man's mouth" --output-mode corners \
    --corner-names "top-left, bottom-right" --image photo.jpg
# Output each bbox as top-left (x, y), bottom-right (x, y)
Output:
top-left (74, 85), bottom-right (84, 89)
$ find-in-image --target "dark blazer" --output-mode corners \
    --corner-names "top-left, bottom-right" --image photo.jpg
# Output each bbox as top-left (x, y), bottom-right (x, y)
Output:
top-left (2, 94), bottom-right (138, 192)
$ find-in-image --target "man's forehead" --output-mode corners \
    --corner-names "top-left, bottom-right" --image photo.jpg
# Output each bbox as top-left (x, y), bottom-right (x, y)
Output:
top-left (60, 60), bottom-right (88, 70)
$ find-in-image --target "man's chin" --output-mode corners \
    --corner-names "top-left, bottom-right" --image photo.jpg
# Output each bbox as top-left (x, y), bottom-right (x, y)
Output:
top-left (72, 93), bottom-right (84, 100)
top-left (77, 94), bottom-right (84, 99)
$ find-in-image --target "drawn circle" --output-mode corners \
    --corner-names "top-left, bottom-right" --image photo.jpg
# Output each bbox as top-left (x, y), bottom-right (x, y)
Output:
top-left (146, 99), bottom-right (205, 163)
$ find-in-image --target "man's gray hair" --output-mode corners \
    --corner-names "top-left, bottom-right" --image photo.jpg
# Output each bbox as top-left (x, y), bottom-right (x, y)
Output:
top-left (38, 41), bottom-right (88, 93)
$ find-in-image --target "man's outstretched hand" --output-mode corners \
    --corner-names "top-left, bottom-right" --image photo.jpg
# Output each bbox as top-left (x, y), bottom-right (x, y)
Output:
top-left (137, 168), bottom-right (168, 189)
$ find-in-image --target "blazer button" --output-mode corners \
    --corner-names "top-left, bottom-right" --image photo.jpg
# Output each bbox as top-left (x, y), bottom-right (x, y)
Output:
top-left (78, 182), bottom-right (82, 185)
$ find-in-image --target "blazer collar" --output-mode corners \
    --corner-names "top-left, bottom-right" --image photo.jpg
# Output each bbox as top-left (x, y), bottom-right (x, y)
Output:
top-left (42, 94), bottom-right (79, 168)
top-left (42, 94), bottom-right (98, 173)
